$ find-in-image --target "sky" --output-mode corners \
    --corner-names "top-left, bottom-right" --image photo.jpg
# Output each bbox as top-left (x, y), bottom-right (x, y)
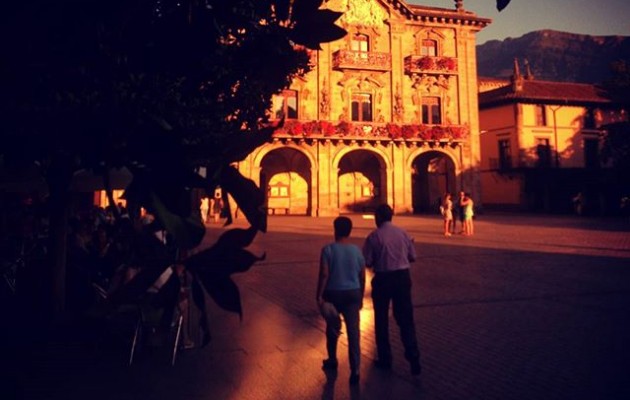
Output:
top-left (408, 0), bottom-right (630, 44)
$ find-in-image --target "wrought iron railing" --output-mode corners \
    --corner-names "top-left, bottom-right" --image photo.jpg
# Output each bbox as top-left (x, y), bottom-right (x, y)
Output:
top-left (332, 50), bottom-right (392, 71)
top-left (404, 55), bottom-right (458, 75)
top-left (273, 120), bottom-right (468, 142)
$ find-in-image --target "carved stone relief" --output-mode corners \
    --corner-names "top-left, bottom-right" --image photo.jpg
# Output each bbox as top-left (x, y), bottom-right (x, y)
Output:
top-left (328, 0), bottom-right (387, 29)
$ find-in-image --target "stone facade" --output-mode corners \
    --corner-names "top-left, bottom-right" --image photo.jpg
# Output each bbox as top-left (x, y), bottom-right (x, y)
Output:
top-left (478, 63), bottom-right (626, 212)
top-left (238, 0), bottom-right (490, 216)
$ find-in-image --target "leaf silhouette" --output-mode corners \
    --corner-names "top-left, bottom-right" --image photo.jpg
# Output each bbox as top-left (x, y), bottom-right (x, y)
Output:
top-left (220, 166), bottom-right (267, 232)
top-left (497, 0), bottom-right (511, 11)
top-left (215, 225), bottom-right (259, 250)
top-left (185, 245), bottom-right (265, 276)
top-left (202, 274), bottom-right (243, 317)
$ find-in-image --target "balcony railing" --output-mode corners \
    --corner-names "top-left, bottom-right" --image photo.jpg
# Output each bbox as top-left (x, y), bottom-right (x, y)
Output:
top-left (404, 55), bottom-right (458, 75)
top-left (273, 120), bottom-right (468, 142)
top-left (332, 50), bottom-right (392, 71)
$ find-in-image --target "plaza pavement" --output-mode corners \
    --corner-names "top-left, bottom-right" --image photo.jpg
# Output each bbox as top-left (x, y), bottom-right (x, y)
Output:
top-left (10, 212), bottom-right (630, 400)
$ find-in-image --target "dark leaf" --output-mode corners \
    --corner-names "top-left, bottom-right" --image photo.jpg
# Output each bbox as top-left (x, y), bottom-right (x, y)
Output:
top-left (289, 19), bottom-right (346, 50)
top-left (185, 245), bottom-right (265, 276)
top-left (145, 191), bottom-right (206, 249)
top-left (219, 166), bottom-right (267, 232)
top-left (215, 226), bottom-right (259, 250)
top-left (203, 274), bottom-right (242, 317)
top-left (497, 0), bottom-right (511, 11)
top-left (124, 176), bottom-right (206, 249)
top-left (292, 0), bottom-right (325, 21)
top-left (275, 0), bottom-right (292, 21)
top-left (222, 124), bottom-right (277, 164)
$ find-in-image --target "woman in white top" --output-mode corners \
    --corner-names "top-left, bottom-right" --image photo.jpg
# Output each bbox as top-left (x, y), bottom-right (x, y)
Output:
top-left (441, 193), bottom-right (453, 236)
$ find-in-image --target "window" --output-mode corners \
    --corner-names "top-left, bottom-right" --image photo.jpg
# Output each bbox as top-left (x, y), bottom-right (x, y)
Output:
top-left (535, 138), bottom-right (551, 167)
top-left (534, 105), bottom-right (547, 126)
top-left (498, 139), bottom-right (512, 170)
top-left (421, 39), bottom-right (437, 56)
top-left (421, 97), bottom-right (441, 124)
top-left (351, 93), bottom-right (372, 122)
top-left (272, 90), bottom-right (298, 120)
top-left (584, 138), bottom-right (599, 168)
top-left (268, 183), bottom-right (289, 198)
top-left (351, 34), bottom-right (369, 58)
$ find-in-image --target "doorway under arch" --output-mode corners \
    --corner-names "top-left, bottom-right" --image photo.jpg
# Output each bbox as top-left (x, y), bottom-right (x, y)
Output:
top-left (411, 151), bottom-right (456, 214)
top-left (260, 148), bottom-right (312, 215)
top-left (337, 150), bottom-right (387, 213)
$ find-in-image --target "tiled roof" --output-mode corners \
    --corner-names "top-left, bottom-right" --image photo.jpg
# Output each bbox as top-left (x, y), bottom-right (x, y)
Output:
top-left (479, 79), bottom-right (612, 108)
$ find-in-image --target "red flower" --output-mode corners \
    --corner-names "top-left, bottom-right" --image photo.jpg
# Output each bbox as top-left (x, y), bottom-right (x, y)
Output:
top-left (401, 125), bottom-right (417, 139)
top-left (302, 121), bottom-right (317, 136)
top-left (386, 123), bottom-right (401, 138)
top-left (417, 56), bottom-right (434, 70)
top-left (417, 125), bottom-right (431, 140)
top-left (319, 121), bottom-right (336, 136)
top-left (287, 121), bottom-right (303, 136)
top-left (437, 57), bottom-right (457, 71)
top-left (336, 121), bottom-right (353, 136)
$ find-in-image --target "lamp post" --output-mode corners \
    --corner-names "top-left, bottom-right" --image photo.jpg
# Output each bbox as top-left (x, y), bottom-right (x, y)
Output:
top-left (549, 105), bottom-right (562, 168)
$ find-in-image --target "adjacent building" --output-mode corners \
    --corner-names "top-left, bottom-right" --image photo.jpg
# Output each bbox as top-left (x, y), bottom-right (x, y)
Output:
top-left (236, 0), bottom-right (490, 216)
top-left (478, 60), bottom-right (625, 213)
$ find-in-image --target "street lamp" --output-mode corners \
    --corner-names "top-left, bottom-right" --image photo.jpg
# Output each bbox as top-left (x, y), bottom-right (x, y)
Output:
top-left (549, 105), bottom-right (562, 168)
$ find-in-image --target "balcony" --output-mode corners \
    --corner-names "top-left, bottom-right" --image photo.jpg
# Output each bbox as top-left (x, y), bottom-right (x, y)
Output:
top-left (332, 50), bottom-right (391, 72)
top-left (273, 120), bottom-right (468, 143)
top-left (404, 55), bottom-right (458, 75)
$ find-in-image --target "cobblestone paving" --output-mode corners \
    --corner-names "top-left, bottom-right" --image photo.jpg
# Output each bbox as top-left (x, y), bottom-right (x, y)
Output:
top-left (231, 213), bottom-right (630, 400)
top-left (12, 213), bottom-right (630, 400)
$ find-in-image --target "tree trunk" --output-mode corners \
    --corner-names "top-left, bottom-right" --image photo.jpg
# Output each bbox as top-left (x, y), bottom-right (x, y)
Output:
top-left (46, 158), bottom-right (73, 320)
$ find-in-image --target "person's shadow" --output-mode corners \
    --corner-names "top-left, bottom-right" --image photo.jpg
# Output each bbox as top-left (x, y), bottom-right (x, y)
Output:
top-left (321, 370), bottom-right (337, 400)
top-left (321, 369), bottom-right (362, 400)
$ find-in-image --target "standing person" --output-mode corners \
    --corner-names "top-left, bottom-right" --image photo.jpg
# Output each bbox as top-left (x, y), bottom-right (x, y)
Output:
top-left (199, 197), bottom-right (210, 225)
top-left (212, 196), bottom-right (223, 224)
top-left (316, 217), bottom-right (366, 385)
top-left (441, 193), bottom-right (453, 236)
top-left (456, 191), bottom-right (466, 234)
top-left (461, 193), bottom-right (475, 235)
top-left (363, 204), bottom-right (421, 376)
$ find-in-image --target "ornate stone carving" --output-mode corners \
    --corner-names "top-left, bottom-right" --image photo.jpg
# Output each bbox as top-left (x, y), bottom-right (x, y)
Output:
top-left (320, 78), bottom-right (330, 118)
top-left (411, 73), bottom-right (451, 94)
top-left (393, 84), bottom-right (404, 123)
top-left (329, 0), bottom-right (387, 29)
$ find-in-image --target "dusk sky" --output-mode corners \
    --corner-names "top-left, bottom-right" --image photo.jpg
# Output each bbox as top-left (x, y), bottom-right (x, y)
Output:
top-left (409, 0), bottom-right (630, 44)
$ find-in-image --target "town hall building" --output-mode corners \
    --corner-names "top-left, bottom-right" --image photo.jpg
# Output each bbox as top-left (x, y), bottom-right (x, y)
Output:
top-left (235, 0), bottom-right (491, 216)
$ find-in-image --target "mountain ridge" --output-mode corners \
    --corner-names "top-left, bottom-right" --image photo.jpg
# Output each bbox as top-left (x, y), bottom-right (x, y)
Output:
top-left (476, 30), bottom-right (630, 84)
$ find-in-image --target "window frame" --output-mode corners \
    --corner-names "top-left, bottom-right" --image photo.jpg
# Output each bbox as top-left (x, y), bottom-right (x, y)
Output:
top-left (351, 92), bottom-right (373, 122)
top-left (272, 89), bottom-right (298, 120)
top-left (421, 96), bottom-right (442, 125)
top-left (421, 39), bottom-right (437, 57)
top-left (534, 104), bottom-right (547, 126)
top-left (498, 138), bottom-right (512, 170)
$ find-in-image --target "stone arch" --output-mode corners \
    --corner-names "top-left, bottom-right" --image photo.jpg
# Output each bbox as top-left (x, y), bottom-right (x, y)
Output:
top-left (252, 142), bottom-right (317, 173)
top-left (408, 149), bottom-right (458, 214)
top-left (256, 145), bottom-right (315, 215)
top-left (333, 147), bottom-right (389, 213)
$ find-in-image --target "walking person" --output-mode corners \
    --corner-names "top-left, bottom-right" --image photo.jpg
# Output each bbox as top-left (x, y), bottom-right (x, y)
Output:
top-left (316, 217), bottom-right (366, 385)
top-left (363, 204), bottom-right (421, 375)
top-left (441, 193), bottom-right (453, 236)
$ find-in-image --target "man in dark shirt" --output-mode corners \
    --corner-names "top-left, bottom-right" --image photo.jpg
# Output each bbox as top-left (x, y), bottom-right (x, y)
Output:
top-left (363, 204), bottom-right (421, 375)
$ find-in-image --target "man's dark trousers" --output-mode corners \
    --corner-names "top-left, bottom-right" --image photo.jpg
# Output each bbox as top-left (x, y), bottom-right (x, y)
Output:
top-left (371, 269), bottom-right (420, 364)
